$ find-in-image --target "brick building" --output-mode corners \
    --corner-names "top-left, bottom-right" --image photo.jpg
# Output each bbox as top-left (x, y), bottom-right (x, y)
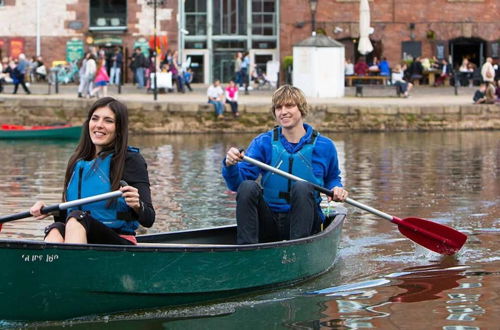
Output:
top-left (281, 0), bottom-right (499, 70)
top-left (0, 0), bottom-right (498, 84)
top-left (0, 0), bottom-right (176, 83)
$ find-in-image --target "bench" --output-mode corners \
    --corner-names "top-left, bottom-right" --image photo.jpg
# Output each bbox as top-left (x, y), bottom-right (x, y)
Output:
top-left (345, 75), bottom-right (388, 87)
top-left (355, 83), bottom-right (401, 97)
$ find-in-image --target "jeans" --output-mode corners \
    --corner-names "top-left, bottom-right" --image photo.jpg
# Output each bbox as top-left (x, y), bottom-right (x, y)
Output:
top-left (209, 99), bottom-right (224, 116)
top-left (226, 100), bottom-right (238, 114)
top-left (81, 76), bottom-right (94, 97)
top-left (110, 67), bottom-right (121, 85)
top-left (394, 81), bottom-right (408, 94)
top-left (135, 67), bottom-right (145, 88)
top-left (235, 180), bottom-right (321, 244)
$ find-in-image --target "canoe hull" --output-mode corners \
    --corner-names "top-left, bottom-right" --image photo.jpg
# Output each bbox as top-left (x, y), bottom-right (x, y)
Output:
top-left (0, 126), bottom-right (82, 139)
top-left (0, 211), bottom-right (345, 321)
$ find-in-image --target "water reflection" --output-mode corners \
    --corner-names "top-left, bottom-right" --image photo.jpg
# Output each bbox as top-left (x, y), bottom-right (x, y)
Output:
top-left (0, 131), bottom-right (498, 328)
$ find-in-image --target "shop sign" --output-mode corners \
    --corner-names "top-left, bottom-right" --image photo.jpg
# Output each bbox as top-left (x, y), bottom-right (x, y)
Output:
top-left (93, 37), bottom-right (123, 46)
top-left (133, 38), bottom-right (150, 56)
top-left (66, 39), bottom-right (84, 63)
top-left (68, 21), bottom-right (84, 30)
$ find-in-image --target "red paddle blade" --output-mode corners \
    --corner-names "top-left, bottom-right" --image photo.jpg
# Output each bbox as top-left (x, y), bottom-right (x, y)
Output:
top-left (394, 217), bottom-right (467, 255)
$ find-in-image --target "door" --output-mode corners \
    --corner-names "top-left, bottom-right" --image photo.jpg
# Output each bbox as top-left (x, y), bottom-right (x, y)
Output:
top-left (449, 37), bottom-right (486, 68)
top-left (213, 51), bottom-right (236, 83)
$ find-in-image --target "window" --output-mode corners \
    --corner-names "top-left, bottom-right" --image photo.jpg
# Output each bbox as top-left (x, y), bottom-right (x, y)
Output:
top-left (251, 0), bottom-right (275, 36)
top-left (252, 40), bottom-right (276, 49)
top-left (213, 0), bottom-right (247, 35)
top-left (89, 0), bottom-right (127, 31)
top-left (402, 41), bottom-right (422, 60)
top-left (185, 0), bottom-right (207, 35)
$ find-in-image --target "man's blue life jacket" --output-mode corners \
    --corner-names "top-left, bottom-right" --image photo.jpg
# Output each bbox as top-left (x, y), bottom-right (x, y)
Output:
top-left (262, 127), bottom-right (323, 211)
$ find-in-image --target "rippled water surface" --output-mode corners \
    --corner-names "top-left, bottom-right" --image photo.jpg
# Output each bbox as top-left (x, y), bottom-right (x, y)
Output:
top-left (1, 131), bottom-right (498, 329)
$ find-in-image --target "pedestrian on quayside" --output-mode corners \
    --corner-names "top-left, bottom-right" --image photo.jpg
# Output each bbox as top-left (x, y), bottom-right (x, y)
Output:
top-left (30, 97), bottom-right (155, 245)
top-left (222, 85), bottom-right (348, 244)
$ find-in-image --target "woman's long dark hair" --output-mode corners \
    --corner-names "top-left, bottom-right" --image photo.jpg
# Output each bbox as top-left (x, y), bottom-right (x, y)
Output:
top-left (62, 97), bottom-right (129, 201)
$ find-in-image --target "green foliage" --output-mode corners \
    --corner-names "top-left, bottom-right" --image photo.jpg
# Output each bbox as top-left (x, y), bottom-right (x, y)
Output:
top-left (316, 28), bottom-right (327, 36)
top-left (283, 56), bottom-right (293, 70)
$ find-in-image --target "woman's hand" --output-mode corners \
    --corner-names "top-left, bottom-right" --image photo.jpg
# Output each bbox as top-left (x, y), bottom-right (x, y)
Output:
top-left (329, 187), bottom-right (348, 202)
top-left (30, 201), bottom-right (49, 220)
top-left (120, 185), bottom-right (142, 212)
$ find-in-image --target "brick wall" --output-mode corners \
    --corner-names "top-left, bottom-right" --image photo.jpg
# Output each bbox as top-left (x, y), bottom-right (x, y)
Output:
top-left (280, 0), bottom-right (500, 68)
top-left (0, 0), bottom-right (178, 82)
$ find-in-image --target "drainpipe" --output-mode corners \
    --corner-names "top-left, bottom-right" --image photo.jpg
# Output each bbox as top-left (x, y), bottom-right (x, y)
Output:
top-left (36, 0), bottom-right (41, 56)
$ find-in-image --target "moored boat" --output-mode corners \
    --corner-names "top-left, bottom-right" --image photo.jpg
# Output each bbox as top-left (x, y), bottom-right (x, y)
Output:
top-left (0, 124), bottom-right (82, 139)
top-left (0, 209), bottom-right (346, 321)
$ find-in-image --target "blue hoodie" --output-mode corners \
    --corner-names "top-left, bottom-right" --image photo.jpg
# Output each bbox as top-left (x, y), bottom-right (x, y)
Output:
top-left (222, 124), bottom-right (343, 213)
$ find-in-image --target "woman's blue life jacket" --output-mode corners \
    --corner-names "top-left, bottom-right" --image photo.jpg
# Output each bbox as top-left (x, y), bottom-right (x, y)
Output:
top-left (262, 127), bottom-right (323, 212)
top-left (65, 151), bottom-right (138, 234)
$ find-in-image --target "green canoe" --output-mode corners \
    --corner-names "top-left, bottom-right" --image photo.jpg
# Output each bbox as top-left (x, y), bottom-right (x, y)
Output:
top-left (0, 210), bottom-right (345, 321)
top-left (0, 124), bottom-right (82, 139)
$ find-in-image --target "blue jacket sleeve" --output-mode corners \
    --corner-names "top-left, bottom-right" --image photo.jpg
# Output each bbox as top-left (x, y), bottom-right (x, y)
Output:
top-left (314, 137), bottom-right (343, 190)
top-left (222, 133), bottom-right (271, 192)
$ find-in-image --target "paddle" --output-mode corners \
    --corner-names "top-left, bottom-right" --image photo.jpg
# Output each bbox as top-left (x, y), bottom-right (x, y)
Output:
top-left (241, 154), bottom-right (467, 255)
top-left (0, 190), bottom-right (123, 230)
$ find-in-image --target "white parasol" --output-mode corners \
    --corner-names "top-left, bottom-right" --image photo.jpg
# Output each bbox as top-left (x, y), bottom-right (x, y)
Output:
top-left (358, 0), bottom-right (373, 55)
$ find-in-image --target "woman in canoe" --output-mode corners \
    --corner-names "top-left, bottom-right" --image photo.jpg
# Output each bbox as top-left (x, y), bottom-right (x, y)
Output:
top-left (30, 97), bottom-right (155, 245)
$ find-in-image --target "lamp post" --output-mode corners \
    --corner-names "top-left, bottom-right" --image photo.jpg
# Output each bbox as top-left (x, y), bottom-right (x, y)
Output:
top-left (146, 0), bottom-right (165, 101)
top-left (309, 0), bottom-right (318, 35)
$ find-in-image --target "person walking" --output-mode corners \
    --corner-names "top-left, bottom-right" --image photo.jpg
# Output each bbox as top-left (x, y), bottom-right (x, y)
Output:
top-left (91, 58), bottom-right (110, 98)
top-left (481, 57), bottom-right (495, 87)
top-left (30, 97), bottom-right (155, 245)
top-left (132, 47), bottom-right (147, 89)
top-left (12, 53), bottom-right (31, 94)
top-left (240, 52), bottom-right (250, 95)
top-left (183, 68), bottom-right (194, 92)
top-left (109, 47), bottom-right (123, 86)
top-left (222, 85), bottom-right (348, 244)
top-left (77, 52), bottom-right (89, 98)
top-left (234, 52), bottom-right (242, 86)
top-left (81, 53), bottom-right (96, 98)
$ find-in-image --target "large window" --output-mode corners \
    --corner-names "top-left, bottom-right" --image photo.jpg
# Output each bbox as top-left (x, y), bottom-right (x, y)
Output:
top-left (185, 0), bottom-right (207, 35)
top-left (213, 0), bottom-right (247, 35)
top-left (251, 0), bottom-right (275, 36)
top-left (89, 0), bottom-right (127, 31)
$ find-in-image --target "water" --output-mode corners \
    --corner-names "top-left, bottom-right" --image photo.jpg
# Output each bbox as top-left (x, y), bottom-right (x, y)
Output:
top-left (0, 131), bottom-right (498, 329)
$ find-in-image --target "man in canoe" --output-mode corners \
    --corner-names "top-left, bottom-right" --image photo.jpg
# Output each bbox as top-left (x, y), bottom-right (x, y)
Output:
top-left (30, 97), bottom-right (155, 245)
top-left (222, 85), bottom-right (348, 244)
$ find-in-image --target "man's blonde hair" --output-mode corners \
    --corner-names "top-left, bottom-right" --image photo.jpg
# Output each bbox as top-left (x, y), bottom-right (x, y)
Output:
top-left (271, 85), bottom-right (309, 117)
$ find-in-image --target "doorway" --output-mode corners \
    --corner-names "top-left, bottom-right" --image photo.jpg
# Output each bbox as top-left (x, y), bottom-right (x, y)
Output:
top-left (450, 37), bottom-right (486, 69)
top-left (186, 54), bottom-right (205, 83)
top-left (338, 38), bottom-right (382, 65)
top-left (184, 50), bottom-right (209, 84)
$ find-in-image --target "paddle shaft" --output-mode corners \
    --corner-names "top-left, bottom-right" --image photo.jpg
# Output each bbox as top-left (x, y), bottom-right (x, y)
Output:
top-left (242, 155), bottom-right (393, 221)
top-left (241, 154), bottom-right (467, 255)
top-left (0, 190), bottom-right (123, 224)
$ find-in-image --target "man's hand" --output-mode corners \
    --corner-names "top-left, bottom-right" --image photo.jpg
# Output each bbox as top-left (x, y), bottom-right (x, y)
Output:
top-left (329, 187), bottom-right (348, 202)
top-left (225, 147), bottom-right (243, 166)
